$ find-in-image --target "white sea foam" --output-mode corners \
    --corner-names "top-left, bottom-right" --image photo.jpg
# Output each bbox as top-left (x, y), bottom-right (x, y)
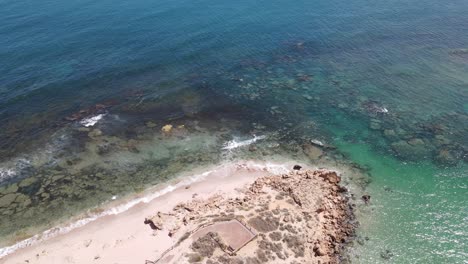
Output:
top-left (0, 168), bottom-right (16, 181)
top-left (222, 135), bottom-right (266, 150)
top-left (310, 139), bottom-right (325, 147)
top-left (377, 107), bottom-right (389, 113)
top-left (0, 161), bottom-right (289, 259)
top-left (236, 161), bottom-right (290, 175)
top-left (0, 158), bottom-right (31, 183)
top-left (80, 114), bottom-right (106, 127)
top-left (0, 137), bottom-right (65, 184)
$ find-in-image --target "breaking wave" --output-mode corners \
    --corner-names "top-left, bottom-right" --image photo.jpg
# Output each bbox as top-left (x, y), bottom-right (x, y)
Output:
top-left (222, 135), bottom-right (266, 150)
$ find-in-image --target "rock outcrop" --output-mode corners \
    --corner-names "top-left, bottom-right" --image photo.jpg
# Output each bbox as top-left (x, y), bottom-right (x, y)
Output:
top-left (146, 168), bottom-right (355, 264)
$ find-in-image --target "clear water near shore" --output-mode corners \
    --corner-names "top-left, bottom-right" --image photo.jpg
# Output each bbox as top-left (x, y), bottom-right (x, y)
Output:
top-left (0, 0), bottom-right (467, 262)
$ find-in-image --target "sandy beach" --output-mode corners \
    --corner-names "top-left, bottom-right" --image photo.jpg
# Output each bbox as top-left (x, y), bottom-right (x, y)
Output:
top-left (1, 161), bottom-right (354, 264)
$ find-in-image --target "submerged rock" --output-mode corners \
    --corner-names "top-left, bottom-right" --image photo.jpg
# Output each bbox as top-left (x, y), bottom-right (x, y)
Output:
top-left (362, 101), bottom-right (389, 115)
top-left (380, 249), bottom-right (394, 260)
top-left (88, 129), bottom-right (103, 138)
top-left (407, 138), bottom-right (425, 146)
top-left (433, 135), bottom-right (451, 146)
top-left (370, 122), bottom-right (381, 130)
top-left (391, 140), bottom-right (432, 160)
top-left (40, 192), bottom-right (51, 200)
top-left (383, 129), bottom-right (398, 140)
top-left (434, 149), bottom-right (458, 166)
top-left (51, 174), bottom-right (66, 182)
top-left (0, 183), bottom-right (19, 194)
top-left (145, 121), bottom-right (157, 128)
top-left (449, 48), bottom-right (468, 55)
top-left (96, 142), bottom-right (116, 155)
top-left (338, 103), bottom-right (348, 109)
top-left (16, 194), bottom-right (32, 209)
top-left (18, 177), bottom-right (39, 188)
top-left (0, 193), bottom-right (17, 208)
top-left (303, 144), bottom-right (323, 160)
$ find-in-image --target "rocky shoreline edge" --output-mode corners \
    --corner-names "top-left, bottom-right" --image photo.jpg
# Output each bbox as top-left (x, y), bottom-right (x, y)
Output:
top-left (145, 167), bottom-right (356, 264)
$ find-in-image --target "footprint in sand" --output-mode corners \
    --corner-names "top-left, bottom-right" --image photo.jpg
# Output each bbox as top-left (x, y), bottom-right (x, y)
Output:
top-left (84, 239), bottom-right (93, 248)
top-left (114, 239), bottom-right (123, 247)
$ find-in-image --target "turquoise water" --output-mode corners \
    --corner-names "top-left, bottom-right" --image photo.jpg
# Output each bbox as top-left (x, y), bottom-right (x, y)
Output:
top-left (0, 0), bottom-right (467, 262)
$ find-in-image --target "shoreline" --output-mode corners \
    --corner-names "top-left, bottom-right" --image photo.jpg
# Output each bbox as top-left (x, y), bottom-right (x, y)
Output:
top-left (0, 165), bottom-right (217, 258)
top-left (0, 160), bottom-right (355, 263)
top-left (0, 161), bottom-right (292, 263)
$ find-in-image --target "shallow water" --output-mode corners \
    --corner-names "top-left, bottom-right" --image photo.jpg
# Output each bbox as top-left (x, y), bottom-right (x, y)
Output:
top-left (0, 0), bottom-right (467, 262)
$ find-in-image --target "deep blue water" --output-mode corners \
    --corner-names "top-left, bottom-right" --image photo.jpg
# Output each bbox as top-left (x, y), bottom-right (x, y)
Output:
top-left (0, 0), bottom-right (467, 262)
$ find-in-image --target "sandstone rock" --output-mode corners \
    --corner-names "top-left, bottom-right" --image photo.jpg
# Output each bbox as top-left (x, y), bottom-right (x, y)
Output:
top-left (144, 218), bottom-right (162, 230)
top-left (147, 168), bottom-right (354, 263)
top-left (361, 195), bottom-right (371, 204)
top-left (316, 170), bottom-right (341, 184)
top-left (161, 124), bottom-right (173, 134)
top-left (293, 165), bottom-right (302, 170)
top-left (313, 243), bottom-right (326, 256)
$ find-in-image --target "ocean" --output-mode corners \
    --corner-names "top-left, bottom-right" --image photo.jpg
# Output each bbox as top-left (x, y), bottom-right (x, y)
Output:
top-left (0, 0), bottom-right (467, 262)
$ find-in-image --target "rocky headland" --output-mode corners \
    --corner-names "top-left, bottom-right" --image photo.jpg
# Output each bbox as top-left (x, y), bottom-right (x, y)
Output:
top-left (145, 168), bottom-right (355, 264)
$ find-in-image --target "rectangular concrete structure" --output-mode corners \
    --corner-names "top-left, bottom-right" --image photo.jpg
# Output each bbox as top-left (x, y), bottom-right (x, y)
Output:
top-left (192, 219), bottom-right (256, 252)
